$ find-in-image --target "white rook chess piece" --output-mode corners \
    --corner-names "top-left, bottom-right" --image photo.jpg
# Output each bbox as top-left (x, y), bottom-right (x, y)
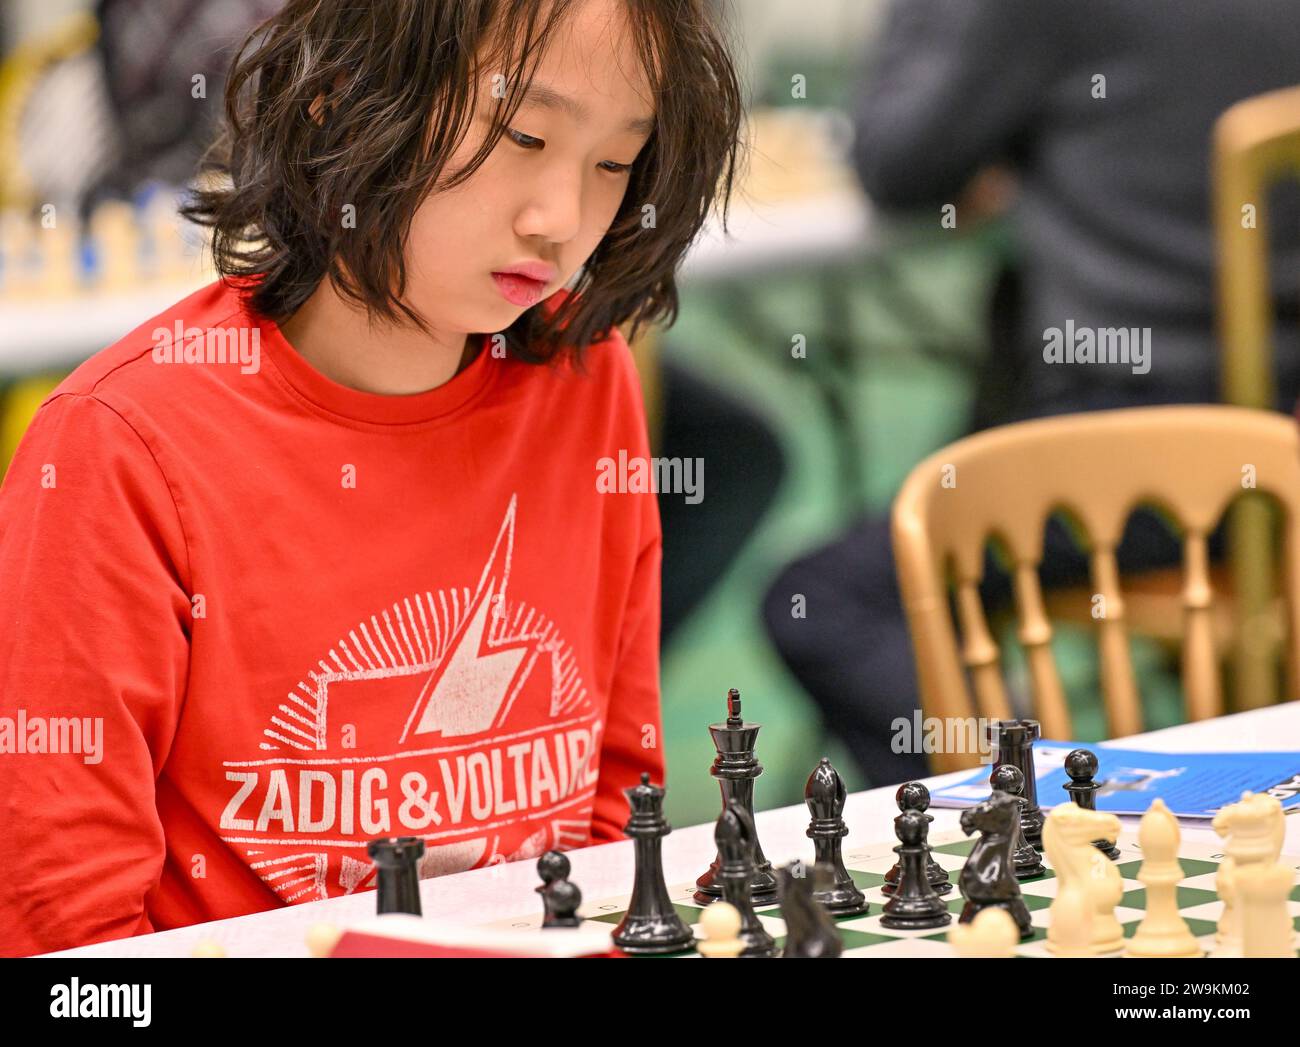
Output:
top-left (698, 901), bottom-right (745, 958)
top-left (1211, 791), bottom-right (1284, 958)
top-left (1125, 798), bottom-right (1202, 957)
top-left (949, 906), bottom-right (1018, 957)
top-left (1044, 803), bottom-right (1124, 955)
top-left (1237, 862), bottom-right (1296, 958)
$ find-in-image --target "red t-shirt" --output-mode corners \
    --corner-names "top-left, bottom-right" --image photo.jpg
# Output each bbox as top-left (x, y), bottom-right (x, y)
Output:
top-left (0, 279), bottom-right (663, 956)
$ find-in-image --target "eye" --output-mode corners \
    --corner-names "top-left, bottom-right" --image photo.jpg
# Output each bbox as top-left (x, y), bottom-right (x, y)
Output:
top-left (505, 127), bottom-right (542, 149)
top-left (599, 160), bottom-right (634, 175)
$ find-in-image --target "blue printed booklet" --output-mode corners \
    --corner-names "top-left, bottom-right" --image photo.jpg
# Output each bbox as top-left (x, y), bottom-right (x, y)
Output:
top-left (927, 741), bottom-right (1300, 819)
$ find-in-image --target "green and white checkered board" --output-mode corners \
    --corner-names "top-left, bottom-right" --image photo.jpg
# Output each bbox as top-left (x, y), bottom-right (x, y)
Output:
top-left (487, 830), bottom-right (1300, 957)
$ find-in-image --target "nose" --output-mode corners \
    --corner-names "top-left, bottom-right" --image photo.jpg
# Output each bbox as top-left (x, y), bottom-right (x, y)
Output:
top-left (513, 161), bottom-right (585, 245)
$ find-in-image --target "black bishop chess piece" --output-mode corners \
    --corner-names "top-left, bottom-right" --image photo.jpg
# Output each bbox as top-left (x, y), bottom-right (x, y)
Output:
top-left (612, 774), bottom-right (696, 955)
top-left (695, 688), bottom-right (777, 906)
top-left (776, 862), bottom-right (843, 958)
top-left (988, 718), bottom-right (1044, 849)
top-left (713, 803), bottom-right (778, 957)
top-left (879, 809), bottom-right (952, 930)
top-left (536, 850), bottom-right (582, 928)
top-left (957, 789), bottom-right (1033, 939)
top-left (804, 757), bottom-right (868, 916)
top-left (990, 764), bottom-right (1046, 880)
top-left (883, 781), bottom-right (951, 896)
top-left (367, 836), bottom-right (425, 916)
top-left (1063, 748), bottom-right (1122, 860)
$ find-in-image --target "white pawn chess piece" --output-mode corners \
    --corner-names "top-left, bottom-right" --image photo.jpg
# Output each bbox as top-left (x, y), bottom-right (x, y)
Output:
top-left (1125, 798), bottom-right (1202, 957)
top-left (1236, 862), bottom-right (1296, 958)
top-left (697, 900), bottom-right (745, 958)
top-left (1044, 803), bottom-right (1124, 955)
top-left (1211, 790), bottom-right (1284, 958)
top-left (305, 922), bottom-right (343, 958)
top-left (949, 906), bottom-right (1018, 957)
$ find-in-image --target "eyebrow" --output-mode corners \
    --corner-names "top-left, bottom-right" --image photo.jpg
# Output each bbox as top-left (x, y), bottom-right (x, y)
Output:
top-left (519, 81), bottom-right (656, 137)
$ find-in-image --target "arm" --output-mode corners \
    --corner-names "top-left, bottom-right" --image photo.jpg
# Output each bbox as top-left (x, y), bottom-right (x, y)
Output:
top-left (851, 0), bottom-right (1056, 208)
top-left (0, 393), bottom-right (190, 956)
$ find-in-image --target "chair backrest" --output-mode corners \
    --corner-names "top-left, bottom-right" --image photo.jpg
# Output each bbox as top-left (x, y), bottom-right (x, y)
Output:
top-left (891, 406), bottom-right (1300, 772)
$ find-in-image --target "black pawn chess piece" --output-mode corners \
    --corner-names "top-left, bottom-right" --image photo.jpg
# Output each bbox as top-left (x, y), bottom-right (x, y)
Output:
top-left (883, 780), bottom-right (952, 896)
top-left (1063, 748), bottom-right (1122, 860)
top-left (612, 774), bottom-right (696, 955)
top-left (957, 791), bottom-right (1033, 939)
top-left (988, 718), bottom-right (1044, 849)
top-left (777, 862), bottom-right (843, 958)
top-left (536, 850), bottom-right (582, 928)
top-left (713, 803), bottom-right (778, 957)
top-left (804, 757), bottom-right (868, 916)
top-left (990, 764), bottom-right (1046, 880)
top-left (367, 836), bottom-right (425, 916)
top-left (879, 809), bottom-right (952, 930)
top-left (695, 689), bottom-right (778, 906)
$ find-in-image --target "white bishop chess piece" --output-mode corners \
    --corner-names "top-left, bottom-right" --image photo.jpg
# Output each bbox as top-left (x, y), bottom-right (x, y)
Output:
top-left (1210, 791), bottom-right (1285, 958)
top-left (1124, 798), bottom-right (1202, 957)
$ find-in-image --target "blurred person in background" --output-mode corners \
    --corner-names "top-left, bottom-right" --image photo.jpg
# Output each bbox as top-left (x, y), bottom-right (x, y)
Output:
top-left (765, 0), bottom-right (1300, 786)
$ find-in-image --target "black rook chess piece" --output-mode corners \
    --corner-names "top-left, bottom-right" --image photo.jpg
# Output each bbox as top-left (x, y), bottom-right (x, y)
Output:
top-left (695, 689), bottom-right (778, 906)
top-left (776, 862), bottom-right (843, 958)
top-left (536, 850), bottom-right (582, 928)
top-left (804, 757), bottom-right (868, 916)
top-left (879, 809), bottom-right (952, 930)
top-left (367, 836), bottom-right (425, 916)
top-left (613, 774), bottom-right (696, 955)
top-left (713, 803), bottom-right (777, 957)
top-left (990, 764), bottom-right (1046, 880)
top-left (988, 718), bottom-right (1043, 849)
top-left (882, 781), bottom-right (951, 896)
top-left (1063, 748), bottom-right (1122, 860)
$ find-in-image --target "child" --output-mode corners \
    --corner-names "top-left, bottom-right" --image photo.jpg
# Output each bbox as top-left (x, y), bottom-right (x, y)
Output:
top-left (0, 0), bottom-right (744, 956)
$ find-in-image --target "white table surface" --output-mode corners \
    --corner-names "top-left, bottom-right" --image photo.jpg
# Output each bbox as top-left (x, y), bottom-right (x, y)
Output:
top-left (45, 702), bottom-right (1300, 958)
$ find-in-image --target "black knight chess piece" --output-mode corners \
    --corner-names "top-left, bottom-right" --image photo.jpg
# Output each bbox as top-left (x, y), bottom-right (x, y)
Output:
top-left (804, 757), bottom-right (868, 916)
top-left (879, 809), bottom-right (952, 930)
top-left (989, 764), bottom-right (1046, 880)
top-left (957, 791), bottom-right (1034, 939)
top-left (713, 803), bottom-right (778, 957)
top-left (612, 774), bottom-right (696, 955)
top-left (883, 781), bottom-right (951, 896)
top-left (988, 718), bottom-right (1044, 848)
top-left (1063, 748), bottom-right (1122, 860)
top-left (776, 862), bottom-right (843, 958)
top-left (536, 850), bottom-right (582, 928)
top-left (367, 836), bottom-right (425, 916)
top-left (695, 689), bottom-right (778, 906)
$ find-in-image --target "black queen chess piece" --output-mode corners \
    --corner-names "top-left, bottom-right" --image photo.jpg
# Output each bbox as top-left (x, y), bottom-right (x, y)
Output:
top-left (988, 718), bottom-right (1044, 848)
top-left (536, 851), bottom-right (582, 928)
top-left (882, 781), bottom-right (951, 896)
top-left (879, 809), bottom-right (951, 930)
top-left (1063, 747), bottom-right (1122, 860)
top-left (804, 757), bottom-right (868, 916)
top-left (367, 836), bottom-right (425, 916)
top-left (612, 774), bottom-right (696, 955)
top-left (694, 689), bottom-right (778, 905)
top-left (713, 803), bottom-right (778, 957)
top-left (990, 764), bottom-right (1046, 880)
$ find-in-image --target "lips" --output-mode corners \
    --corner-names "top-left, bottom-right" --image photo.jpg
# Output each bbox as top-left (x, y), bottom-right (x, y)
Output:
top-left (491, 272), bottom-right (549, 307)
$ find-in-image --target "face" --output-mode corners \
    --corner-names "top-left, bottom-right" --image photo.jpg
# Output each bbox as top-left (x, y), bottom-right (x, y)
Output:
top-left (404, 0), bottom-right (656, 337)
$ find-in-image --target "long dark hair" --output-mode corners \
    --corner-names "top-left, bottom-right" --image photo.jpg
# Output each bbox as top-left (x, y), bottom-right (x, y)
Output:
top-left (181, 0), bottom-right (747, 363)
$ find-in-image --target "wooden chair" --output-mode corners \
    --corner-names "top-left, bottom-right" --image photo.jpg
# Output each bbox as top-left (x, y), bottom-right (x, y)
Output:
top-left (891, 405), bottom-right (1300, 772)
top-left (1213, 84), bottom-right (1300, 709)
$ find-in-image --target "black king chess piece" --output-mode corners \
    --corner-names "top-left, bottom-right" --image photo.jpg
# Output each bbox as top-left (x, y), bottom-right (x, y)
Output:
top-left (713, 803), bottom-right (777, 957)
top-left (879, 809), bottom-right (951, 930)
top-left (536, 850), bottom-right (582, 928)
top-left (1063, 748), bottom-right (1122, 860)
top-left (990, 764), bottom-right (1046, 880)
top-left (367, 836), bottom-right (425, 916)
top-left (776, 862), bottom-right (843, 958)
top-left (612, 774), bottom-right (696, 955)
top-left (694, 688), bottom-right (777, 905)
top-left (882, 781), bottom-right (951, 896)
top-left (988, 718), bottom-right (1044, 849)
top-left (804, 757), bottom-right (868, 915)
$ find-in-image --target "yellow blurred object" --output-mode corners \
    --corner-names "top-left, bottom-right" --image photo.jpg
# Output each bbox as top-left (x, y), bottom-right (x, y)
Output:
top-left (305, 922), bottom-right (342, 958)
top-left (1, 373), bottom-right (66, 477)
top-left (190, 939), bottom-right (226, 958)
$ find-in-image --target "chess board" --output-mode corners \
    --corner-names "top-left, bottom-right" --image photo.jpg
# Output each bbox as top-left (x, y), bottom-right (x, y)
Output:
top-left (484, 830), bottom-right (1300, 957)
